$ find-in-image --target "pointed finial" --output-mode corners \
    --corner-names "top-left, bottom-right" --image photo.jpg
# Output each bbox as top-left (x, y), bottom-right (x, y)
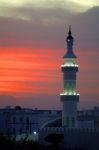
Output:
top-left (68, 25), bottom-right (71, 36)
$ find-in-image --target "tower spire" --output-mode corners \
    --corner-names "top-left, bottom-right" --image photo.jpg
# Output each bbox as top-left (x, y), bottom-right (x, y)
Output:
top-left (68, 25), bottom-right (71, 36)
top-left (63, 26), bottom-right (76, 58)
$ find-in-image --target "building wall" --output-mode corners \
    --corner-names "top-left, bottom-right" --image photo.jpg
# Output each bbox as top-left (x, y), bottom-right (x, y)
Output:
top-left (0, 108), bottom-right (61, 135)
top-left (0, 106), bottom-right (99, 135)
top-left (64, 128), bottom-right (99, 150)
top-left (78, 120), bottom-right (94, 129)
top-left (39, 127), bottom-right (99, 150)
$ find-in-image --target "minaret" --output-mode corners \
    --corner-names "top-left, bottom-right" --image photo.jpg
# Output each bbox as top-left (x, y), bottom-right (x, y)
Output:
top-left (60, 26), bottom-right (79, 128)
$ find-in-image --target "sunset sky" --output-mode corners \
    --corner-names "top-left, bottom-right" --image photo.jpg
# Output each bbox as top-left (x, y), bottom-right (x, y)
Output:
top-left (0, 0), bottom-right (99, 109)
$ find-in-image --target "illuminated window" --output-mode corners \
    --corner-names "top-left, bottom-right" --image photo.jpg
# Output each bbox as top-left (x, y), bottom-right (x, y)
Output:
top-left (68, 39), bottom-right (70, 42)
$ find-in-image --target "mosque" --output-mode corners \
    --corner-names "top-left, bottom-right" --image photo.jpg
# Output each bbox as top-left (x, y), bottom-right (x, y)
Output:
top-left (39, 27), bottom-right (99, 150)
top-left (40, 27), bottom-right (92, 129)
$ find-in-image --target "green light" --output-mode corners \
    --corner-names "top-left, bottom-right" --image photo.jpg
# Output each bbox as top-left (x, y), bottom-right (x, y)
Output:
top-left (60, 93), bottom-right (80, 96)
top-left (61, 64), bottom-right (78, 67)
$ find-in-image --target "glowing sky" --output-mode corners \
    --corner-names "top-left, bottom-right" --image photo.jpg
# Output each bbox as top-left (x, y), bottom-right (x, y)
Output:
top-left (0, 0), bottom-right (99, 109)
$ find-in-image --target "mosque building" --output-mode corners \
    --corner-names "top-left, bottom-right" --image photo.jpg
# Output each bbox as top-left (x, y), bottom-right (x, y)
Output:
top-left (39, 27), bottom-right (99, 150)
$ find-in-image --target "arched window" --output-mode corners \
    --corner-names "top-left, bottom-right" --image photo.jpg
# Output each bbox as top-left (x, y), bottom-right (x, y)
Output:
top-left (20, 128), bottom-right (22, 134)
top-left (13, 117), bottom-right (16, 124)
top-left (13, 128), bottom-right (16, 135)
top-left (26, 117), bottom-right (29, 124)
top-left (20, 117), bottom-right (23, 122)
top-left (72, 117), bottom-right (75, 127)
top-left (66, 117), bottom-right (69, 127)
top-left (26, 117), bottom-right (30, 130)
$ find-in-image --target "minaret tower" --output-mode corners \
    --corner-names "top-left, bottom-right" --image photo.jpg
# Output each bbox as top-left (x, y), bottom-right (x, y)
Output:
top-left (60, 26), bottom-right (79, 128)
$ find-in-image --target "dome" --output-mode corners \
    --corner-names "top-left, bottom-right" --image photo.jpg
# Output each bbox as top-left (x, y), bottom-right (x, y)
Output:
top-left (42, 117), bottom-right (62, 128)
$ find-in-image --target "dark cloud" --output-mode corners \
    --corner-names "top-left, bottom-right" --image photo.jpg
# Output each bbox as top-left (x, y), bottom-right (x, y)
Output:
top-left (0, 7), bottom-right (72, 49)
top-left (0, 6), bottom-right (99, 51)
top-left (71, 6), bottom-right (99, 51)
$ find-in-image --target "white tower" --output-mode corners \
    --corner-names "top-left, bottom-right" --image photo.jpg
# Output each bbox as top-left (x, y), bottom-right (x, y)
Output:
top-left (60, 27), bottom-right (79, 128)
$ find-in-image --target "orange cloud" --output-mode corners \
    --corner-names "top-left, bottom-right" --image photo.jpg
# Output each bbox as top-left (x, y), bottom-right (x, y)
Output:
top-left (0, 47), bottom-right (61, 96)
top-left (0, 46), bottom-right (98, 105)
